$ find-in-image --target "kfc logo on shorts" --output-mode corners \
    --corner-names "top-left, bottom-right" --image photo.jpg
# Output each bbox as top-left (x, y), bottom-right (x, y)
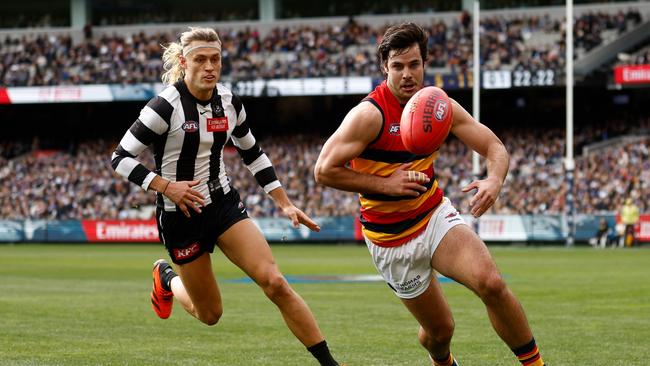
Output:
top-left (173, 242), bottom-right (200, 261)
top-left (434, 100), bottom-right (448, 121)
top-left (388, 123), bottom-right (400, 136)
top-left (182, 121), bottom-right (199, 133)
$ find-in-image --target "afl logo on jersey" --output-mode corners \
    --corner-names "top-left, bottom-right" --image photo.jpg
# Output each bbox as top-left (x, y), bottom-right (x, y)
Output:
top-left (388, 123), bottom-right (400, 136)
top-left (182, 121), bottom-right (199, 133)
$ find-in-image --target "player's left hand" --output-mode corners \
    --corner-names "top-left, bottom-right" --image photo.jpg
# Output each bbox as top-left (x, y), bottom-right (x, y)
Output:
top-left (462, 176), bottom-right (502, 217)
top-left (281, 205), bottom-right (321, 232)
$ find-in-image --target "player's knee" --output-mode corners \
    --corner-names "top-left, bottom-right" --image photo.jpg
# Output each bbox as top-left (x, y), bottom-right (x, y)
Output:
top-left (261, 273), bottom-right (293, 302)
top-left (198, 306), bottom-right (223, 326)
top-left (476, 271), bottom-right (507, 302)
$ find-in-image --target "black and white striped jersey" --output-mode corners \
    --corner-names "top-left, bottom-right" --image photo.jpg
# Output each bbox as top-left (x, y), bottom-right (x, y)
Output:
top-left (111, 80), bottom-right (280, 211)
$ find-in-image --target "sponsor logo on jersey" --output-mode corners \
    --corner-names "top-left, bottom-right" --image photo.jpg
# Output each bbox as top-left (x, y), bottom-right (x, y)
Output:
top-left (182, 121), bottom-right (199, 133)
top-left (388, 122), bottom-right (400, 135)
top-left (207, 117), bottom-right (228, 132)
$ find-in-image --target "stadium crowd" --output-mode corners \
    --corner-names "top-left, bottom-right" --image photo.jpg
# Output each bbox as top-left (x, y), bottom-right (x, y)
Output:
top-left (573, 9), bottom-right (642, 52)
top-left (0, 140), bottom-right (153, 220)
top-left (1, 119), bottom-right (647, 220)
top-left (0, 9), bottom-right (643, 86)
top-left (0, 1), bottom-right (462, 29)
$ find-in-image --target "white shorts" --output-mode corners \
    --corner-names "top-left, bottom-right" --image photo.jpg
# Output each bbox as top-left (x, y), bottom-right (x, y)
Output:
top-left (364, 197), bottom-right (466, 299)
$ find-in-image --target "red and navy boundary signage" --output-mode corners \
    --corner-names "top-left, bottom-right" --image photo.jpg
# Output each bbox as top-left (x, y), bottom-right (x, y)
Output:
top-left (0, 216), bottom-right (647, 243)
top-left (616, 214), bottom-right (650, 241)
top-left (81, 220), bottom-right (159, 242)
top-left (614, 65), bottom-right (650, 85)
top-left (640, 215), bottom-right (650, 240)
top-left (0, 217), bottom-right (358, 243)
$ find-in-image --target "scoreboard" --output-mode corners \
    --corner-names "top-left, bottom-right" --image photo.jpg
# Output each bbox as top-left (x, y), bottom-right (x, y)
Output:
top-left (482, 69), bottom-right (558, 89)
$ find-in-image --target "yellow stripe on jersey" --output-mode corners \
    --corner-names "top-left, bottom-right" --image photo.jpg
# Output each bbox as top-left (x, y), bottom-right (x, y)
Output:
top-left (360, 180), bottom-right (439, 213)
top-left (362, 209), bottom-right (435, 243)
top-left (352, 153), bottom-right (436, 176)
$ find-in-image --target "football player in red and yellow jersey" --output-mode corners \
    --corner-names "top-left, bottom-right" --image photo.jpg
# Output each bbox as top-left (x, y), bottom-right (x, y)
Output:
top-left (315, 22), bottom-right (545, 366)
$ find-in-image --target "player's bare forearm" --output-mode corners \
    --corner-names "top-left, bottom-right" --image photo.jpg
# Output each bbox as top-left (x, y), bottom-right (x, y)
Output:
top-left (148, 175), bottom-right (168, 193)
top-left (485, 141), bottom-right (509, 185)
top-left (314, 165), bottom-right (388, 195)
top-left (315, 163), bottom-right (428, 198)
top-left (450, 99), bottom-right (507, 178)
top-left (268, 186), bottom-right (293, 210)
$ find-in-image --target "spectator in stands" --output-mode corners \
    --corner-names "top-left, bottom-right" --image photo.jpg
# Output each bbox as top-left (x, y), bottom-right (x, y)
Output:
top-left (110, 26), bottom-right (340, 366)
top-left (83, 24), bottom-right (93, 40)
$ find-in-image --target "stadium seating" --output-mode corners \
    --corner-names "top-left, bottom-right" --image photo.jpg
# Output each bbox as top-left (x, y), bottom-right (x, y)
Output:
top-left (0, 6), bottom-right (645, 86)
top-left (1, 116), bottom-right (648, 219)
top-left (1, 2), bottom-right (648, 220)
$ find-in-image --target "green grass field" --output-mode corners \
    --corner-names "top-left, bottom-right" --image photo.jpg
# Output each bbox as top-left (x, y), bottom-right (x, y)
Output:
top-left (1, 244), bottom-right (649, 366)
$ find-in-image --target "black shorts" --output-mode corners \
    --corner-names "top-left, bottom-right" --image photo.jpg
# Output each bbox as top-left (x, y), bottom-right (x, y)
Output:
top-left (156, 189), bottom-right (249, 264)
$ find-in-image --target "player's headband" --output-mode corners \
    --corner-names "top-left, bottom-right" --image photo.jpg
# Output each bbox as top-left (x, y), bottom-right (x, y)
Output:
top-left (182, 44), bottom-right (221, 57)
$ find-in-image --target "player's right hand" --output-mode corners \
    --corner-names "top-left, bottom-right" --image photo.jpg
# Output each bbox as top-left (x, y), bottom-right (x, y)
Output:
top-left (384, 163), bottom-right (430, 197)
top-left (163, 180), bottom-right (205, 217)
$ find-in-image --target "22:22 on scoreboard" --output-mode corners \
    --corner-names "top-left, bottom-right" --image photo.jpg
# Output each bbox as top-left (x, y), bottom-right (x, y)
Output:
top-left (483, 69), bottom-right (557, 89)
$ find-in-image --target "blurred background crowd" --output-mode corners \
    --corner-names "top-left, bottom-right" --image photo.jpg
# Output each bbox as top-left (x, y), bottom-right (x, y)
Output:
top-left (1, 0), bottom-right (648, 222)
top-left (0, 9), bottom-right (644, 86)
top-left (1, 115), bottom-right (647, 220)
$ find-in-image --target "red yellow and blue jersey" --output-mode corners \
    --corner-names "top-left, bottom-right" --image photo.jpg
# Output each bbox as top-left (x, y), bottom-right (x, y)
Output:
top-left (351, 81), bottom-right (444, 247)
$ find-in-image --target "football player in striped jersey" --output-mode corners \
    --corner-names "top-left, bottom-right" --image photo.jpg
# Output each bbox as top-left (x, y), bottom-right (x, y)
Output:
top-left (112, 27), bottom-right (339, 366)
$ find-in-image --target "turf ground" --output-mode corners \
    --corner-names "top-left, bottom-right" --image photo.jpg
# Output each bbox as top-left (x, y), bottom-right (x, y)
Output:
top-left (0, 244), bottom-right (649, 366)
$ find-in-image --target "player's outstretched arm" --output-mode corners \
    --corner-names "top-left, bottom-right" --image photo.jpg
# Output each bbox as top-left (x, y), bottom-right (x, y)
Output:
top-left (449, 98), bottom-right (509, 217)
